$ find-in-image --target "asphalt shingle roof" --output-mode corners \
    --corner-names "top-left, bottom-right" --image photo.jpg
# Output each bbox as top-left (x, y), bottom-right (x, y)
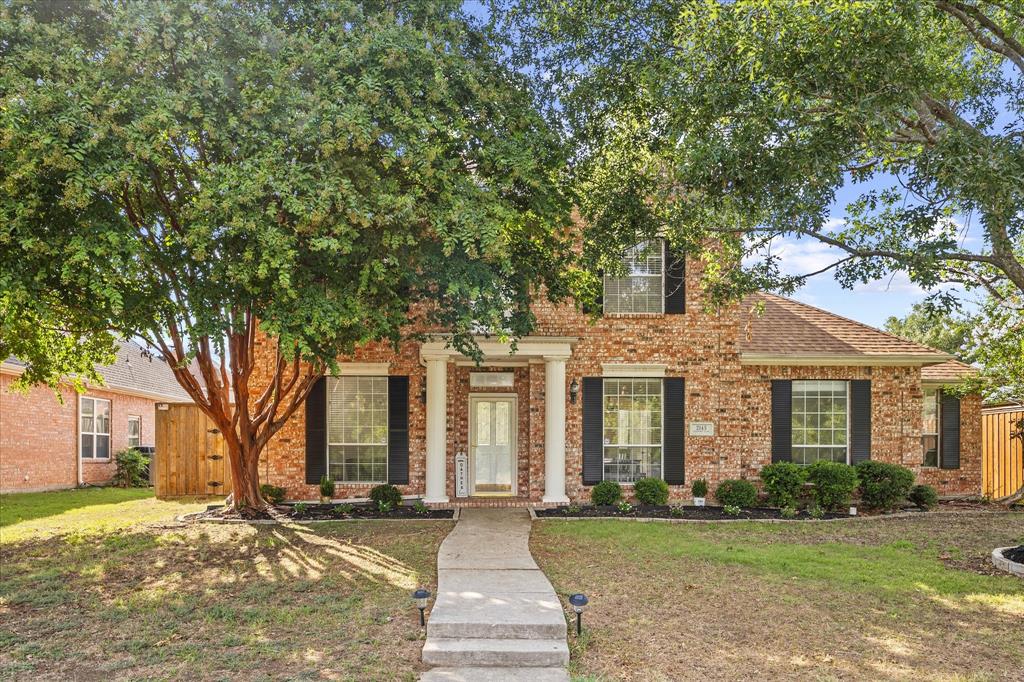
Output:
top-left (921, 358), bottom-right (978, 382)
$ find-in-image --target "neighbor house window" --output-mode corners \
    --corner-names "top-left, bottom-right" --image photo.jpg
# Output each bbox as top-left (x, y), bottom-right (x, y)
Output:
top-left (603, 378), bottom-right (663, 482)
top-left (80, 396), bottom-right (111, 459)
top-left (127, 415), bottom-right (142, 449)
top-left (791, 380), bottom-right (849, 464)
top-left (922, 387), bottom-right (940, 467)
top-left (327, 376), bottom-right (388, 483)
top-left (603, 240), bottom-right (664, 314)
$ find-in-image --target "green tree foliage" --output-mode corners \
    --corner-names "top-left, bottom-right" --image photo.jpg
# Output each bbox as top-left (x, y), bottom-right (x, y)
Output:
top-left (1, 0), bottom-right (573, 507)
top-left (883, 302), bottom-right (972, 358)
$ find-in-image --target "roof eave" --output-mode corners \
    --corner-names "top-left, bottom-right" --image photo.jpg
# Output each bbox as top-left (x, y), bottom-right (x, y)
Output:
top-left (739, 352), bottom-right (953, 367)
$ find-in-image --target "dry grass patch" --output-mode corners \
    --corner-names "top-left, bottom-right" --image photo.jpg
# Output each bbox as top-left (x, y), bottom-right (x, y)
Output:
top-left (1, 512), bottom-right (452, 681)
top-left (532, 513), bottom-right (1024, 681)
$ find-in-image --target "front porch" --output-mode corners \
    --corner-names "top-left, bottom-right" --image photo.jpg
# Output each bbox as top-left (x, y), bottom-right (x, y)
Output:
top-left (420, 336), bottom-right (577, 506)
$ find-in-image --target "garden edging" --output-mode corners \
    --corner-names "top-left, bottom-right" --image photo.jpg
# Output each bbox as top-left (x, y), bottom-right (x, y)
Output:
top-left (991, 547), bottom-right (1024, 577)
top-left (528, 507), bottom-right (1006, 523)
top-left (177, 507), bottom-right (460, 525)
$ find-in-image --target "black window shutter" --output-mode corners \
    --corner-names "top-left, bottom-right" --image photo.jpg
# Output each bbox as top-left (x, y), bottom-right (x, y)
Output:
top-left (305, 377), bottom-right (327, 485)
top-left (850, 380), bottom-right (872, 464)
top-left (940, 391), bottom-right (961, 469)
top-left (664, 246), bottom-right (686, 314)
top-left (582, 377), bottom-right (604, 485)
top-left (771, 380), bottom-right (793, 462)
top-left (663, 378), bottom-right (685, 484)
top-left (387, 376), bottom-right (410, 485)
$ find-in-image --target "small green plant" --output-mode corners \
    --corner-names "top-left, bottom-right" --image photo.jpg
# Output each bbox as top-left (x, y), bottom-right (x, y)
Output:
top-left (319, 474), bottom-right (335, 500)
top-left (616, 500), bottom-right (634, 513)
top-left (714, 479), bottom-right (758, 508)
top-left (113, 448), bottom-right (150, 487)
top-left (292, 502), bottom-right (308, 515)
top-left (723, 504), bottom-right (742, 516)
top-left (759, 461), bottom-right (808, 508)
top-left (807, 503), bottom-right (825, 519)
top-left (260, 484), bottom-right (286, 505)
top-left (377, 500), bottom-right (393, 514)
top-left (780, 505), bottom-right (798, 519)
top-left (691, 478), bottom-right (709, 498)
top-left (412, 500), bottom-right (430, 515)
top-left (332, 503), bottom-right (354, 517)
top-left (566, 503), bottom-right (582, 514)
top-left (633, 477), bottom-right (670, 505)
top-left (669, 505), bottom-right (685, 518)
top-left (909, 484), bottom-right (938, 511)
top-left (369, 484), bottom-right (402, 508)
top-left (806, 460), bottom-right (859, 511)
top-left (591, 480), bottom-right (623, 506)
top-left (855, 461), bottom-right (915, 511)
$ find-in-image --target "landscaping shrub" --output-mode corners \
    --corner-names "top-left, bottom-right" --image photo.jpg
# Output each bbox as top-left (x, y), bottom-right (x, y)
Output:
top-left (691, 478), bottom-right (708, 498)
top-left (319, 474), bottom-right (335, 500)
top-left (369, 484), bottom-right (402, 508)
top-left (806, 460), bottom-right (859, 511)
top-left (634, 477), bottom-right (669, 505)
top-left (260, 484), bottom-right (286, 505)
top-left (909, 484), bottom-right (938, 511)
top-left (591, 480), bottom-right (622, 506)
top-left (759, 462), bottom-right (808, 508)
top-left (856, 461), bottom-right (915, 511)
top-left (714, 479), bottom-right (758, 508)
top-left (113, 448), bottom-right (150, 487)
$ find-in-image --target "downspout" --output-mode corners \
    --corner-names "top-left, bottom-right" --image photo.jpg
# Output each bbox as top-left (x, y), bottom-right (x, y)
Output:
top-left (75, 389), bottom-right (84, 486)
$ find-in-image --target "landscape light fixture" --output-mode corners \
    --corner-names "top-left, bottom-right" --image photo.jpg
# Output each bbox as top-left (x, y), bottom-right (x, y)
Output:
top-left (412, 588), bottom-right (431, 626)
top-left (569, 378), bottom-right (580, 405)
top-left (568, 593), bottom-right (589, 636)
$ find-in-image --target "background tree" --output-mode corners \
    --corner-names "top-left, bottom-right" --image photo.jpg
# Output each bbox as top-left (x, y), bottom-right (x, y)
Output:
top-left (502, 0), bottom-right (1024, 393)
top-left (0, 0), bottom-right (573, 509)
top-left (883, 301), bottom-right (973, 359)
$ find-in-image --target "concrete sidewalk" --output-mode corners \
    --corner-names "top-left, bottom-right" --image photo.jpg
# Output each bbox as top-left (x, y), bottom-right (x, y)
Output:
top-left (420, 508), bottom-right (569, 681)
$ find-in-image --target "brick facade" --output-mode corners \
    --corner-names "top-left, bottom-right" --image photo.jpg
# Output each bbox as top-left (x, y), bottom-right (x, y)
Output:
top-left (253, 253), bottom-right (984, 503)
top-left (0, 373), bottom-right (159, 493)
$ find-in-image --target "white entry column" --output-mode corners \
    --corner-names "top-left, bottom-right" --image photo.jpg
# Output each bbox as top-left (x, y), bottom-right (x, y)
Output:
top-left (424, 356), bottom-right (449, 503)
top-left (543, 355), bottom-right (570, 504)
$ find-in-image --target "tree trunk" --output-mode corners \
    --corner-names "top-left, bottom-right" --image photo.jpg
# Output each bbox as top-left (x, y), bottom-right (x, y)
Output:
top-left (226, 436), bottom-right (266, 509)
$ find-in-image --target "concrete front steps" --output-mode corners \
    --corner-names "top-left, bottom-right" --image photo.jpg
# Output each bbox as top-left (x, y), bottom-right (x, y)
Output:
top-left (420, 665), bottom-right (569, 681)
top-left (422, 638), bottom-right (568, 667)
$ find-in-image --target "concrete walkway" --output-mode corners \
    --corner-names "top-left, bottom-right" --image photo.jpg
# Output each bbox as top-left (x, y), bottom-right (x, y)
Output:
top-left (420, 508), bottom-right (569, 681)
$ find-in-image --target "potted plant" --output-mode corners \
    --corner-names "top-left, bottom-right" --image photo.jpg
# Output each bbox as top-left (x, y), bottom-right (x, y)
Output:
top-left (319, 474), bottom-right (335, 504)
top-left (691, 478), bottom-right (708, 507)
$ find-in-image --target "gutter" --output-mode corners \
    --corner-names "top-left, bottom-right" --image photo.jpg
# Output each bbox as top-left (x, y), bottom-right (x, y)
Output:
top-left (738, 352), bottom-right (952, 367)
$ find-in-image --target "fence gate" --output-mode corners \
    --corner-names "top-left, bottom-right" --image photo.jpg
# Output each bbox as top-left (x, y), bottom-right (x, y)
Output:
top-left (155, 402), bottom-right (232, 497)
top-left (982, 406), bottom-right (1024, 500)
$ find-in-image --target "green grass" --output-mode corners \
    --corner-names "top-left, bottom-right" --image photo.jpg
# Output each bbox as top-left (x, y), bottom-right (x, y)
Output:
top-left (0, 487), bottom-right (212, 543)
top-left (534, 514), bottom-right (1024, 681)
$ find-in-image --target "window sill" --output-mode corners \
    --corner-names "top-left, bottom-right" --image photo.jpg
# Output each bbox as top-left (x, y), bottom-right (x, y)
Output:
top-left (82, 458), bottom-right (111, 463)
top-left (603, 312), bottom-right (666, 319)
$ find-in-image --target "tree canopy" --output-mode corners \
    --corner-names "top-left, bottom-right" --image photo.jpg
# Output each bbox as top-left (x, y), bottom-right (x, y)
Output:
top-left (883, 302), bottom-right (973, 358)
top-left (0, 0), bottom-right (574, 506)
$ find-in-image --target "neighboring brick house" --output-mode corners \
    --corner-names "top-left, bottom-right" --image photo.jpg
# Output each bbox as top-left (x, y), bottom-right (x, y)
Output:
top-left (1, 340), bottom-right (192, 493)
top-left (252, 241), bottom-right (982, 504)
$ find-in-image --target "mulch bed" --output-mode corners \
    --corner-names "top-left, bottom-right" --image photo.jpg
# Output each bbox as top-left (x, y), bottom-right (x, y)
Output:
top-left (196, 503), bottom-right (454, 522)
top-left (535, 504), bottom-right (853, 521)
top-left (1003, 545), bottom-right (1024, 563)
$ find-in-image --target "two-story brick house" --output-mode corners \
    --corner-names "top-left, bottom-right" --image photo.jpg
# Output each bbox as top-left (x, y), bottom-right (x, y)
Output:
top-left (252, 241), bottom-right (981, 504)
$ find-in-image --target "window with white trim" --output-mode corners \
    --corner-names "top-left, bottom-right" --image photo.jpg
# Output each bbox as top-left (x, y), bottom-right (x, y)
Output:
top-left (80, 396), bottom-right (111, 459)
top-left (603, 240), bottom-right (664, 314)
top-left (127, 415), bottom-right (142, 449)
top-left (602, 378), bottom-right (663, 482)
top-left (921, 387), bottom-right (940, 467)
top-left (327, 376), bottom-right (388, 483)
top-left (791, 380), bottom-right (849, 464)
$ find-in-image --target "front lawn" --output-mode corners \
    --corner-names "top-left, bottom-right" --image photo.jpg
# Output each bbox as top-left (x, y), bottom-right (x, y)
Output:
top-left (0, 489), bottom-right (452, 680)
top-left (532, 513), bottom-right (1024, 681)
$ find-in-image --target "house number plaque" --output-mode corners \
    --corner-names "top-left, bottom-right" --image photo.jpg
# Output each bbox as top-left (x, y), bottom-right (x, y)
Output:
top-left (689, 421), bottom-right (715, 437)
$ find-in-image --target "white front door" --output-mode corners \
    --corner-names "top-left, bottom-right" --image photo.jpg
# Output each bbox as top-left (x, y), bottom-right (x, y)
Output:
top-left (470, 396), bottom-right (516, 495)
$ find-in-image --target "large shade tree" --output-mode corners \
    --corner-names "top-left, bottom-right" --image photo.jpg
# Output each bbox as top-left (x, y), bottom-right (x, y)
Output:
top-left (501, 0), bottom-right (1024, 393)
top-left (0, 0), bottom-right (574, 508)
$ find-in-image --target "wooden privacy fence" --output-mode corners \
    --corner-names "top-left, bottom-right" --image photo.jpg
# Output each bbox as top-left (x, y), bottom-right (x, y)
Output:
top-left (155, 402), bottom-right (232, 497)
top-left (982, 405), bottom-right (1024, 500)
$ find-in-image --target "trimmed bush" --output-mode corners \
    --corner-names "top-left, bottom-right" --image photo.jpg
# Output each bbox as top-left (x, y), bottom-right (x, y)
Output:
top-left (714, 479), bottom-right (758, 508)
top-left (856, 461), bottom-right (915, 511)
top-left (369, 484), bottom-right (402, 508)
top-left (260, 484), bottom-right (286, 505)
top-left (591, 480), bottom-right (623, 506)
top-left (319, 474), bottom-right (335, 500)
top-left (759, 462), bottom-right (808, 508)
top-left (806, 461), bottom-right (858, 511)
top-left (691, 478), bottom-right (709, 498)
top-left (634, 477), bottom-right (670, 505)
top-left (909, 484), bottom-right (939, 511)
top-left (114, 448), bottom-right (150, 487)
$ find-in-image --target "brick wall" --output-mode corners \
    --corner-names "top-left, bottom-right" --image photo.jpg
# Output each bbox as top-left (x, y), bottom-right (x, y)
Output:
top-left (0, 373), bottom-right (158, 493)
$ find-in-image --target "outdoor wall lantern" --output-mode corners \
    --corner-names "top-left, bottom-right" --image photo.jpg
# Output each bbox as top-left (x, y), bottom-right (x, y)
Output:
top-left (569, 378), bottom-right (580, 405)
top-left (412, 588), bottom-right (431, 626)
top-left (568, 593), bottom-right (589, 636)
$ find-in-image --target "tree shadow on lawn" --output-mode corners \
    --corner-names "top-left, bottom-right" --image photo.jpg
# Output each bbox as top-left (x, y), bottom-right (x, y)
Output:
top-left (0, 520), bottom-right (451, 680)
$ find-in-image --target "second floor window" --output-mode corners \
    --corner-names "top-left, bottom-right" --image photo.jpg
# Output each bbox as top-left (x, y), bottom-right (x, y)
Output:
top-left (603, 240), bottom-right (664, 314)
